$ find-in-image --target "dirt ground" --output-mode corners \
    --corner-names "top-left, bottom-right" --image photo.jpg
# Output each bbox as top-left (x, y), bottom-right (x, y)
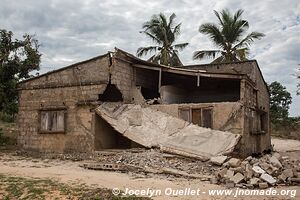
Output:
top-left (0, 138), bottom-right (299, 200)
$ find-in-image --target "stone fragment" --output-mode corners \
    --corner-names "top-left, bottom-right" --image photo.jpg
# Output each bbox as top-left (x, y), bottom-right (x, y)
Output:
top-left (226, 169), bottom-right (234, 178)
top-left (252, 166), bottom-right (265, 174)
top-left (250, 158), bottom-right (259, 165)
top-left (210, 177), bottom-right (218, 184)
top-left (245, 164), bottom-right (254, 180)
top-left (210, 156), bottom-right (228, 166)
top-left (269, 156), bottom-right (282, 168)
top-left (260, 173), bottom-right (276, 185)
top-left (290, 178), bottom-right (300, 183)
top-left (230, 167), bottom-right (244, 173)
top-left (230, 172), bottom-right (244, 184)
top-left (259, 182), bottom-right (268, 189)
top-left (244, 156), bottom-right (253, 162)
top-left (225, 180), bottom-right (235, 188)
top-left (282, 169), bottom-right (294, 178)
top-left (215, 168), bottom-right (227, 179)
top-left (245, 184), bottom-right (254, 189)
top-left (249, 177), bottom-right (260, 185)
top-left (228, 158), bottom-right (241, 168)
top-left (278, 174), bottom-right (287, 182)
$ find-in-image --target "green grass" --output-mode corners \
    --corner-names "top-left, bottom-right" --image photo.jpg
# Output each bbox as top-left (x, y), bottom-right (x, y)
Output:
top-left (0, 174), bottom-right (151, 200)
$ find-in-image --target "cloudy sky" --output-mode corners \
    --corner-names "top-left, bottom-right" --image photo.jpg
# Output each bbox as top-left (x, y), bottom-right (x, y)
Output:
top-left (1, 0), bottom-right (299, 116)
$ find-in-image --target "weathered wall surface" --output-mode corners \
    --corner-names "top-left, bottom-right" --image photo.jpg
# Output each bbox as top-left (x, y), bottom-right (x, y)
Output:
top-left (238, 73), bottom-right (271, 155)
top-left (151, 102), bottom-right (243, 134)
top-left (111, 54), bottom-right (134, 102)
top-left (18, 54), bottom-right (110, 89)
top-left (18, 55), bottom-right (110, 153)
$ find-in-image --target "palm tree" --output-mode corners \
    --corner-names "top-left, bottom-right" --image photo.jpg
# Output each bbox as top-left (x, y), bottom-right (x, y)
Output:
top-left (193, 9), bottom-right (265, 63)
top-left (137, 13), bottom-right (188, 66)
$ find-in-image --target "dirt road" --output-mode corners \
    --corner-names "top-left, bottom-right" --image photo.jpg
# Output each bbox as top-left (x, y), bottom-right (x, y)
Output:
top-left (0, 137), bottom-right (299, 200)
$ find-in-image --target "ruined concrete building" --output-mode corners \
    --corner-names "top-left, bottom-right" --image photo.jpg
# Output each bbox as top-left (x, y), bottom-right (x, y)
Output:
top-left (17, 48), bottom-right (271, 158)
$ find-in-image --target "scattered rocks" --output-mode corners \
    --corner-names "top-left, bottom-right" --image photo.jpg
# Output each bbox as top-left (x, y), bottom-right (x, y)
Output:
top-left (210, 156), bottom-right (228, 166)
top-left (269, 156), bottom-right (283, 169)
top-left (282, 169), bottom-right (294, 178)
top-left (249, 177), bottom-right (260, 185)
top-left (210, 151), bottom-right (299, 189)
top-left (252, 166), bottom-right (266, 174)
top-left (260, 173), bottom-right (276, 185)
top-left (228, 158), bottom-right (241, 168)
top-left (259, 182), bottom-right (268, 189)
top-left (230, 173), bottom-right (244, 184)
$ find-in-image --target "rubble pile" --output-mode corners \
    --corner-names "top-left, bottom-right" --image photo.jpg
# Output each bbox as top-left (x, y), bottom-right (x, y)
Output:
top-left (94, 149), bottom-right (218, 177)
top-left (210, 152), bottom-right (300, 189)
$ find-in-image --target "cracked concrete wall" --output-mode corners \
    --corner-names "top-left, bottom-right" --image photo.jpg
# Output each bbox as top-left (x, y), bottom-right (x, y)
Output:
top-left (151, 102), bottom-right (243, 135)
top-left (18, 55), bottom-right (110, 153)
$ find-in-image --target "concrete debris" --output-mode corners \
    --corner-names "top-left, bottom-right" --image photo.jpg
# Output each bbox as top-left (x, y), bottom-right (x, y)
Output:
top-left (77, 148), bottom-right (299, 189)
top-left (230, 173), bottom-right (244, 184)
top-left (96, 103), bottom-right (241, 160)
top-left (225, 180), bottom-right (235, 188)
top-left (252, 166), bottom-right (266, 174)
top-left (228, 158), bottom-right (241, 168)
top-left (226, 169), bottom-right (235, 178)
top-left (249, 177), bottom-right (260, 185)
top-left (290, 178), bottom-right (300, 183)
top-left (210, 156), bottom-right (228, 166)
top-left (260, 173), bottom-right (276, 185)
top-left (259, 182), bottom-right (269, 189)
top-left (269, 156), bottom-right (283, 169)
top-left (282, 169), bottom-right (294, 179)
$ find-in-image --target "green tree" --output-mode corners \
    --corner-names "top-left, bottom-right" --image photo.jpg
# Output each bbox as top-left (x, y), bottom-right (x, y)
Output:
top-left (268, 81), bottom-right (292, 123)
top-left (0, 29), bottom-right (41, 115)
top-left (137, 13), bottom-right (188, 66)
top-left (193, 9), bottom-right (264, 63)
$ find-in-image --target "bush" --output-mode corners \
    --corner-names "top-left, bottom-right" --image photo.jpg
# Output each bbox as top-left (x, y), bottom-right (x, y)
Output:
top-left (0, 112), bottom-right (15, 123)
top-left (0, 128), bottom-right (9, 146)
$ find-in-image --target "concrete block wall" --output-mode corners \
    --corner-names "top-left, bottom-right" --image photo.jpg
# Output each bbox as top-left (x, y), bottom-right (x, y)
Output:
top-left (151, 102), bottom-right (243, 135)
top-left (110, 58), bottom-right (134, 102)
top-left (17, 55), bottom-right (110, 153)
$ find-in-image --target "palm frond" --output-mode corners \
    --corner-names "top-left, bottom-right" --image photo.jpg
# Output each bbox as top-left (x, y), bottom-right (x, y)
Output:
top-left (168, 13), bottom-right (176, 29)
top-left (136, 46), bottom-right (159, 57)
top-left (214, 10), bottom-right (224, 26)
top-left (211, 56), bottom-right (225, 64)
top-left (141, 31), bottom-right (162, 44)
top-left (233, 31), bottom-right (265, 49)
top-left (170, 51), bottom-right (183, 66)
top-left (173, 23), bottom-right (181, 38)
top-left (199, 23), bottom-right (225, 48)
top-left (193, 50), bottom-right (222, 60)
top-left (173, 42), bottom-right (189, 51)
top-left (148, 54), bottom-right (161, 64)
top-left (235, 47), bottom-right (249, 61)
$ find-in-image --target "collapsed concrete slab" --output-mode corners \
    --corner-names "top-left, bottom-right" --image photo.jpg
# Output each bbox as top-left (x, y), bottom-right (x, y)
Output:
top-left (95, 103), bottom-right (241, 160)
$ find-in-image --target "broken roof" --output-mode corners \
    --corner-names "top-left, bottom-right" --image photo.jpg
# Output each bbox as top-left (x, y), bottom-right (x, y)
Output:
top-left (18, 47), bottom-right (267, 89)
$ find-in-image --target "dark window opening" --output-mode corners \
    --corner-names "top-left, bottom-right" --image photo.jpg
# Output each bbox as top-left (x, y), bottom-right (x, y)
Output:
top-left (135, 68), bottom-right (160, 100)
top-left (94, 114), bottom-right (142, 150)
top-left (140, 87), bottom-right (160, 99)
top-left (161, 72), bottom-right (240, 104)
top-left (98, 84), bottom-right (123, 102)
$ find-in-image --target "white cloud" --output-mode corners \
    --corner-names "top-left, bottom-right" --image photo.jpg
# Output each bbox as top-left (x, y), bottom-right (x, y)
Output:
top-left (1, 0), bottom-right (299, 116)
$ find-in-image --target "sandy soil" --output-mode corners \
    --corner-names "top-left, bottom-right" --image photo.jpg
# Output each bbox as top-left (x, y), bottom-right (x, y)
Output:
top-left (0, 138), bottom-right (299, 200)
top-left (272, 137), bottom-right (300, 152)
